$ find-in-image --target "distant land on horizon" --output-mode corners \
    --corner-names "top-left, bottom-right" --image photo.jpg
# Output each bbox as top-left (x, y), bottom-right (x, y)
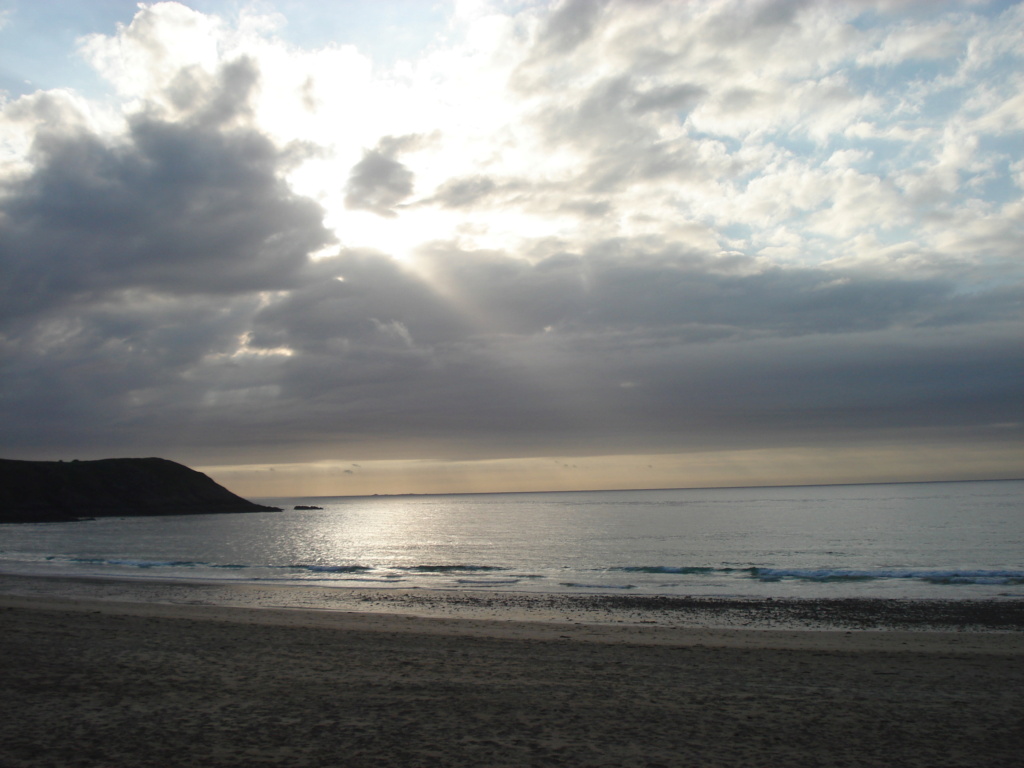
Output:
top-left (0, 457), bottom-right (281, 523)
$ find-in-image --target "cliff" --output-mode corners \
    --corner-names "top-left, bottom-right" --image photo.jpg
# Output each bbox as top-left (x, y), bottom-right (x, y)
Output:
top-left (0, 457), bottom-right (281, 523)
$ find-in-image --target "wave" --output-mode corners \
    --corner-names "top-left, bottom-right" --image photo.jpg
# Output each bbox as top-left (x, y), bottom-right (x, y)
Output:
top-left (613, 566), bottom-right (718, 575)
top-left (67, 557), bottom-right (236, 569)
top-left (293, 564), bottom-right (372, 574)
top-left (561, 582), bottom-right (637, 590)
top-left (49, 557), bottom-right (506, 574)
top-left (606, 564), bottom-right (1024, 586)
top-left (397, 565), bottom-right (509, 573)
top-left (40, 556), bottom-right (1024, 588)
top-left (63, 557), bottom-right (373, 575)
top-left (752, 568), bottom-right (1024, 585)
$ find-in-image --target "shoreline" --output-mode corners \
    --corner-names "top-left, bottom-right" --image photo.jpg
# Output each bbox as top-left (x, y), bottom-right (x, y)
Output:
top-left (2, 572), bottom-right (1022, 647)
top-left (2, 591), bottom-right (1022, 656)
top-left (2, 578), bottom-right (1022, 767)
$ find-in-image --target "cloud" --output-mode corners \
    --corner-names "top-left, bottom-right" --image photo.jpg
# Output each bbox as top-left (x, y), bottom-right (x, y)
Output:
top-left (0, 59), bottom-right (332, 329)
top-left (343, 135), bottom-right (421, 217)
top-left (148, 231), bottom-right (1016, 465)
top-left (0, 0), bottom-right (1020, 487)
top-left (77, 2), bottom-right (225, 104)
top-left (535, 0), bottom-right (612, 56)
top-left (427, 175), bottom-right (499, 208)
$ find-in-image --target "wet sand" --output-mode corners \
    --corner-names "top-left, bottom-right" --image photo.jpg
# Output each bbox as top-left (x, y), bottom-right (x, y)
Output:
top-left (0, 578), bottom-right (1022, 767)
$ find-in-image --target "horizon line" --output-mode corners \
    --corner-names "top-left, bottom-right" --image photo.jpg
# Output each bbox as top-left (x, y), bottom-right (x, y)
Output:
top-left (256, 476), bottom-right (1024, 501)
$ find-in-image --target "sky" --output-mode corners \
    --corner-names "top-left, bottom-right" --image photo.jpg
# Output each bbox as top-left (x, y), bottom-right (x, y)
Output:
top-left (0, 0), bottom-right (1021, 497)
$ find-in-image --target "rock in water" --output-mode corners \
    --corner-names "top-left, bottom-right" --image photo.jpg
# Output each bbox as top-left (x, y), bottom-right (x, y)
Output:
top-left (0, 457), bottom-right (282, 523)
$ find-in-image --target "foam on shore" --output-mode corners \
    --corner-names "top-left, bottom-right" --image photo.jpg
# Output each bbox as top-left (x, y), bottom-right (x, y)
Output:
top-left (1, 572), bottom-right (1021, 651)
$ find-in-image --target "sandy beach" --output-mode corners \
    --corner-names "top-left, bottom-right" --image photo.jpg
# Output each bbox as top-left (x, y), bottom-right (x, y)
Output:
top-left (1, 578), bottom-right (1022, 767)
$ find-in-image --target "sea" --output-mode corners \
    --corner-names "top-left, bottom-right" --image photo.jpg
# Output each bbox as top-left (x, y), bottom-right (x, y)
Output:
top-left (1, 480), bottom-right (1022, 601)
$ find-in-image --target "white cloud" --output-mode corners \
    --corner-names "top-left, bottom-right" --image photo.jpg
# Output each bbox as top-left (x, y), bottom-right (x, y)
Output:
top-left (63, 0), bottom-right (1018, 279)
top-left (78, 3), bottom-right (225, 105)
top-left (966, 79), bottom-right (1024, 135)
top-left (857, 17), bottom-right (964, 67)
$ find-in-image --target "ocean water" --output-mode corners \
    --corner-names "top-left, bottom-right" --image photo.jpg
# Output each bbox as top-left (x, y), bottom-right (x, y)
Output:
top-left (1, 480), bottom-right (1021, 600)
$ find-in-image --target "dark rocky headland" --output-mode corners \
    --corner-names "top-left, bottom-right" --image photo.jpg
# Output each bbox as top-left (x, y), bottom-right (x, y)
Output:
top-left (0, 457), bottom-right (281, 523)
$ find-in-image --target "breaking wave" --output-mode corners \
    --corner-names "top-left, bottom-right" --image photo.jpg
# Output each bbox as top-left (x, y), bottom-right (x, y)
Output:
top-left (53, 557), bottom-right (510, 578)
top-left (612, 566), bottom-right (718, 575)
top-left (397, 565), bottom-right (509, 573)
top-left (606, 565), bottom-right (1024, 586)
top-left (751, 568), bottom-right (1024, 585)
top-left (66, 557), bottom-right (249, 569)
top-left (35, 557), bottom-right (1024, 589)
top-left (294, 564), bottom-right (373, 574)
top-left (561, 582), bottom-right (637, 590)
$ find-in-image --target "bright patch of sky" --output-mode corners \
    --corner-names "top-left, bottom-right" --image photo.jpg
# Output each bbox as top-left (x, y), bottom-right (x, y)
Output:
top-left (0, 1), bottom-right (451, 97)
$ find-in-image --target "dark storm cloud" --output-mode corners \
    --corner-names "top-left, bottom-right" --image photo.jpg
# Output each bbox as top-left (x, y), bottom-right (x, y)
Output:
top-left (167, 57), bottom-right (260, 129)
top-left (343, 135), bottom-right (421, 217)
top-left (0, 56), bottom-right (333, 457)
top-left (431, 326), bottom-right (1022, 459)
top-left (536, 0), bottom-right (612, 55)
top-left (3, 199), bottom-right (1020, 461)
top-left (699, 0), bottom-right (814, 58)
top-left (541, 75), bottom-right (660, 147)
top-left (428, 176), bottom-right (499, 208)
top-left (572, 243), bottom-right (967, 335)
top-left (0, 292), bottom-right (262, 447)
top-left (526, 73), bottom-right (712, 195)
top-left (0, 97), bottom-right (331, 327)
top-left (630, 83), bottom-right (707, 115)
top-left (379, 240), bottom-right (1014, 341)
top-left (122, 233), bottom-right (1013, 461)
top-left (250, 249), bottom-right (470, 353)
